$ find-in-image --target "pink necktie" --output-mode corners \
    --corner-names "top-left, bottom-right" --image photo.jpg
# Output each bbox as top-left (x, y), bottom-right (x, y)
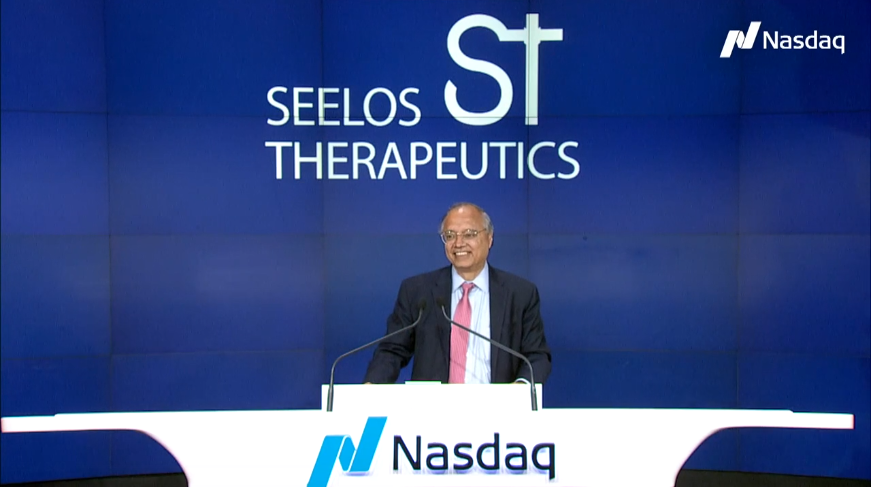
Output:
top-left (449, 282), bottom-right (475, 383)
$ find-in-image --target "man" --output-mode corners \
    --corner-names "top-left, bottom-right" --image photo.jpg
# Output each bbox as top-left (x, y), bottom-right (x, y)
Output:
top-left (364, 202), bottom-right (551, 384)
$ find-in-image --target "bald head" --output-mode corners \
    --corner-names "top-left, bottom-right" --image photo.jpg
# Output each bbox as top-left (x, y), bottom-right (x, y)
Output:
top-left (439, 202), bottom-right (493, 281)
top-left (439, 202), bottom-right (493, 234)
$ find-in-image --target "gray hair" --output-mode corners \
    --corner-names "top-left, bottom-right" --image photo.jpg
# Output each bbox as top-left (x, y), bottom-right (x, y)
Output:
top-left (439, 202), bottom-right (494, 234)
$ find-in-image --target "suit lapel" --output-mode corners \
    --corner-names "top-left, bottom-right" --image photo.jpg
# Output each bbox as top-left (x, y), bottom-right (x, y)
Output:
top-left (488, 266), bottom-right (508, 381)
top-left (432, 267), bottom-right (453, 372)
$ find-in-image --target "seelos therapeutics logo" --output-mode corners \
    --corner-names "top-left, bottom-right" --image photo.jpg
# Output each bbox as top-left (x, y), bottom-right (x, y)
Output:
top-left (721, 22), bottom-right (761, 58)
top-left (265, 13), bottom-right (581, 181)
top-left (307, 417), bottom-right (387, 487)
top-left (721, 21), bottom-right (846, 58)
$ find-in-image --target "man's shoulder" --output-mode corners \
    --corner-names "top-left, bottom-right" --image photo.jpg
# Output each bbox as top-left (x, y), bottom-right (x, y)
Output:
top-left (489, 266), bottom-right (538, 293)
top-left (399, 266), bottom-right (451, 289)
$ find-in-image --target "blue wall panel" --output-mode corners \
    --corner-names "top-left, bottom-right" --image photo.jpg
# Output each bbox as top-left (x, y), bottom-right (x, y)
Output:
top-left (543, 350), bottom-right (737, 408)
top-left (108, 116), bottom-right (323, 235)
top-left (1, 357), bottom-right (110, 416)
top-left (111, 351), bottom-right (323, 412)
top-left (110, 235), bottom-right (324, 354)
top-left (530, 235), bottom-right (738, 352)
top-left (1, 113), bottom-right (109, 235)
top-left (104, 0), bottom-right (323, 117)
top-left (739, 235), bottom-right (870, 354)
top-left (528, 117), bottom-right (739, 234)
top-left (740, 113), bottom-right (871, 234)
top-left (0, 0), bottom-right (106, 113)
top-left (1, 237), bottom-right (110, 358)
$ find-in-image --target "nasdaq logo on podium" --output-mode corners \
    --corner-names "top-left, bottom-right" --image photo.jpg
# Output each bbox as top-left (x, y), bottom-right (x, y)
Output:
top-left (307, 416), bottom-right (556, 486)
top-left (307, 417), bottom-right (387, 487)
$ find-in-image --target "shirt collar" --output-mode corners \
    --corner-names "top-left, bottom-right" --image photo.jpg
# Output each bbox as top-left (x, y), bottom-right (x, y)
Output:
top-left (451, 262), bottom-right (490, 294)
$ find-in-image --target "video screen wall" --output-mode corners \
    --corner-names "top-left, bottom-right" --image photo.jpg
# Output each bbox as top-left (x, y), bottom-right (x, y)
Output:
top-left (1, 0), bottom-right (870, 482)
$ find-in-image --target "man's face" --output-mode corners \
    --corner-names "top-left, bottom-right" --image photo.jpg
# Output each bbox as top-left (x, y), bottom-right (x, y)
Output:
top-left (442, 206), bottom-right (493, 276)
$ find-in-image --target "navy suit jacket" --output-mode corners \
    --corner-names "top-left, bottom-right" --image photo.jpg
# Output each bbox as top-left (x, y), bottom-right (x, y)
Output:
top-left (364, 265), bottom-right (551, 384)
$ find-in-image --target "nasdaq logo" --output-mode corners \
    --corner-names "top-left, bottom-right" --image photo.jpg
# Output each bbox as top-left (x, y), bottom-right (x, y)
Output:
top-left (721, 22), bottom-right (845, 58)
top-left (307, 417), bottom-right (387, 487)
top-left (721, 21), bottom-right (761, 58)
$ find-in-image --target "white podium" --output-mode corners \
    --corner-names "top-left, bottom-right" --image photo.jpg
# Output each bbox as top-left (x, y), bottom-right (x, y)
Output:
top-left (1, 383), bottom-right (854, 487)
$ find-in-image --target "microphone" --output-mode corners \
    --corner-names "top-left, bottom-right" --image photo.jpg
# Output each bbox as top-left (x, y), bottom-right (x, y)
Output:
top-left (435, 298), bottom-right (539, 411)
top-left (326, 300), bottom-right (427, 412)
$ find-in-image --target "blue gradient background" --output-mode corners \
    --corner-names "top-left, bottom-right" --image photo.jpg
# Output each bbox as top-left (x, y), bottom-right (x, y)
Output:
top-left (1, 0), bottom-right (869, 482)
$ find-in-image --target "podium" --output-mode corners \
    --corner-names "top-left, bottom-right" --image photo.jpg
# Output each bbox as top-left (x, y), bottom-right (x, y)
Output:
top-left (1, 383), bottom-right (854, 487)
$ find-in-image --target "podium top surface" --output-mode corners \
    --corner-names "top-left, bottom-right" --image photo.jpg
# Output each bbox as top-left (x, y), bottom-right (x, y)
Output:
top-left (321, 382), bottom-right (544, 412)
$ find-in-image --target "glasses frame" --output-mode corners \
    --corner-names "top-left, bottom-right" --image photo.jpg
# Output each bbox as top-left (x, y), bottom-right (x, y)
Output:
top-left (439, 228), bottom-right (488, 244)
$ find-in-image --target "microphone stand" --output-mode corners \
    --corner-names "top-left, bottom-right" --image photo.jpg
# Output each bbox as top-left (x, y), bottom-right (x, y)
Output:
top-left (326, 304), bottom-right (425, 412)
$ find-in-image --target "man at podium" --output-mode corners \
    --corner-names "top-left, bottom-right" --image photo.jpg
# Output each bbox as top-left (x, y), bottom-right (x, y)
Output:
top-left (364, 202), bottom-right (552, 385)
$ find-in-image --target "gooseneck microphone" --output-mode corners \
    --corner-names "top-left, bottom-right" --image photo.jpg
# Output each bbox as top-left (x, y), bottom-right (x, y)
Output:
top-left (435, 298), bottom-right (539, 411)
top-left (326, 300), bottom-right (427, 412)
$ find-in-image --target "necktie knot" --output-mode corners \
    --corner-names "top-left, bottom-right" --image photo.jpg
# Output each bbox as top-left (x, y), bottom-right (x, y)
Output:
top-left (461, 282), bottom-right (475, 296)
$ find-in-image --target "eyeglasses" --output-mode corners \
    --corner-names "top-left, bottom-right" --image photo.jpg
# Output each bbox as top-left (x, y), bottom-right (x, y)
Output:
top-left (440, 228), bottom-right (487, 244)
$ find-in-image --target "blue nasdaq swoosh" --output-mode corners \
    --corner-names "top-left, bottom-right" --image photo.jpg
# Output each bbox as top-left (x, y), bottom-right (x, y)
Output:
top-left (307, 417), bottom-right (387, 487)
top-left (349, 417), bottom-right (387, 472)
top-left (308, 435), bottom-right (347, 487)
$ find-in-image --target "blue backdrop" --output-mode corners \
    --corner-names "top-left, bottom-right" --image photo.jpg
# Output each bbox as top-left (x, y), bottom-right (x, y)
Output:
top-left (1, 0), bottom-right (870, 482)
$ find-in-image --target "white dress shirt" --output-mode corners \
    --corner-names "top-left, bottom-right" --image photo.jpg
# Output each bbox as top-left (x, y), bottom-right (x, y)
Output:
top-left (450, 263), bottom-right (491, 384)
